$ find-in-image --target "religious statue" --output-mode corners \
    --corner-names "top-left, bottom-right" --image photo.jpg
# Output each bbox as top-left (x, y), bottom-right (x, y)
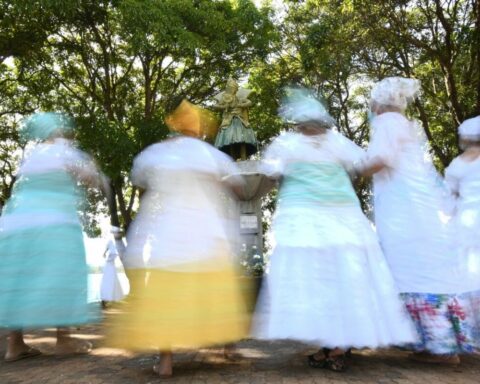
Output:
top-left (213, 78), bottom-right (258, 160)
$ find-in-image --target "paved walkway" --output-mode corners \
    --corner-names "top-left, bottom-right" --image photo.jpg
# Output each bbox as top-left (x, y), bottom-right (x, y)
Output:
top-left (1, 311), bottom-right (479, 384)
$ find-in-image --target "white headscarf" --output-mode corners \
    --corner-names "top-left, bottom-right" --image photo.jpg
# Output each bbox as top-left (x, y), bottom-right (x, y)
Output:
top-left (458, 116), bottom-right (480, 138)
top-left (370, 77), bottom-right (421, 110)
top-left (110, 226), bottom-right (122, 234)
top-left (278, 87), bottom-right (335, 127)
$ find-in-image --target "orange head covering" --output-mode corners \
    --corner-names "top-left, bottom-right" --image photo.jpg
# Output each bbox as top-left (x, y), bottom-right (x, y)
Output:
top-left (165, 100), bottom-right (219, 140)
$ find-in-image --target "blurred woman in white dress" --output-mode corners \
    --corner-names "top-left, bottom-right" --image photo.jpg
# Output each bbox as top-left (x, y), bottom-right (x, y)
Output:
top-left (254, 88), bottom-right (416, 372)
top-left (108, 100), bottom-right (250, 378)
top-left (100, 226), bottom-right (126, 307)
top-left (358, 77), bottom-right (480, 364)
top-left (445, 115), bottom-right (480, 340)
top-left (0, 112), bottom-right (108, 361)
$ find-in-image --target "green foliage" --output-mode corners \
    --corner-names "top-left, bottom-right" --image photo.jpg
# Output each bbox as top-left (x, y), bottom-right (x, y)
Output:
top-left (1, 0), bottom-right (480, 230)
top-left (0, 0), bottom-right (275, 231)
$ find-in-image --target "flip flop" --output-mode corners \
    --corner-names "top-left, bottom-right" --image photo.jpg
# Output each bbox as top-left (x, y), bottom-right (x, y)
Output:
top-left (4, 347), bottom-right (42, 362)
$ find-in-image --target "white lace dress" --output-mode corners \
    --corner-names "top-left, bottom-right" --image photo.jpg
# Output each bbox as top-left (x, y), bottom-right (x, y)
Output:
top-left (253, 130), bottom-right (416, 349)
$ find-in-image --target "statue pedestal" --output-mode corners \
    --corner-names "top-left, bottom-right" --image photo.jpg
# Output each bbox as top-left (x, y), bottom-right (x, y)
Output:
top-left (235, 160), bottom-right (275, 201)
top-left (228, 160), bottom-right (275, 275)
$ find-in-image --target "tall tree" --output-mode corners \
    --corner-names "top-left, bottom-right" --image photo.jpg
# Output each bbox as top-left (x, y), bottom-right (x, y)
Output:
top-left (10, 0), bottom-right (275, 229)
top-left (354, 0), bottom-right (480, 167)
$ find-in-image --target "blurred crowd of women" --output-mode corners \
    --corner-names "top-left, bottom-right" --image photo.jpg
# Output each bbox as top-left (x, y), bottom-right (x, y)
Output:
top-left (0, 77), bottom-right (479, 377)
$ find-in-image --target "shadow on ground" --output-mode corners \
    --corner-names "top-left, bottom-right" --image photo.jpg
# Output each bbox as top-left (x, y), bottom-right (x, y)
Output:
top-left (0, 310), bottom-right (479, 384)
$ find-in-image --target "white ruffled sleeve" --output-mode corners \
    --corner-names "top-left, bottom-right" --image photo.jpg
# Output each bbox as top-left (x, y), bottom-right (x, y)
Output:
top-left (367, 112), bottom-right (411, 167)
top-left (261, 133), bottom-right (290, 179)
top-left (130, 145), bottom-right (159, 189)
top-left (328, 131), bottom-right (366, 175)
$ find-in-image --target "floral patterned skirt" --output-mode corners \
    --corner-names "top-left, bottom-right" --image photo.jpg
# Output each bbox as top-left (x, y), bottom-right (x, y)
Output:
top-left (401, 291), bottom-right (480, 354)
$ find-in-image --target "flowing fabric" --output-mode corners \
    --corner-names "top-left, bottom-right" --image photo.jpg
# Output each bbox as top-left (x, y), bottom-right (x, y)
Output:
top-left (254, 130), bottom-right (416, 348)
top-left (108, 137), bottom-right (250, 350)
top-left (368, 113), bottom-right (463, 294)
top-left (0, 139), bottom-right (101, 328)
top-left (445, 156), bottom-right (480, 293)
top-left (368, 112), bottom-right (480, 354)
top-left (402, 292), bottom-right (480, 354)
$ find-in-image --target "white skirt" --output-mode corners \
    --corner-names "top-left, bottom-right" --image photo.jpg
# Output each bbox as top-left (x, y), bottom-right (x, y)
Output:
top-left (100, 262), bottom-right (125, 302)
top-left (253, 244), bottom-right (417, 349)
top-left (451, 204), bottom-right (480, 292)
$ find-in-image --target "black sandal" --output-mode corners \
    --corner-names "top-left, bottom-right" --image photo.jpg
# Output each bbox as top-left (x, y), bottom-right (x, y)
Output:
top-left (325, 354), bottom-right (347, 372)
top-left (307, 348), bottom-right (329, 368)
top-left (308, 348), bottom-right (347, 372)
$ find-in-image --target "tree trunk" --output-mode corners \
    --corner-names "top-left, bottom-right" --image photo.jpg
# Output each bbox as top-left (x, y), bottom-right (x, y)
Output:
top-left (475, 0), bottom-right (480, 113)
top-left (108, 182), bottom-right (121, 228)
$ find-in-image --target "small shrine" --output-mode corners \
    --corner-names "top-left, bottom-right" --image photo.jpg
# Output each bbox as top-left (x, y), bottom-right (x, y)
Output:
top-left (213, 77), bottom-right (273, 275)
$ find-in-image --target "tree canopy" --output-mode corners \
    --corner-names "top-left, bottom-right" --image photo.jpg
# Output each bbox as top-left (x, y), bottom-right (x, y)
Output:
top-left (1, 0), bottom-right (479, 231)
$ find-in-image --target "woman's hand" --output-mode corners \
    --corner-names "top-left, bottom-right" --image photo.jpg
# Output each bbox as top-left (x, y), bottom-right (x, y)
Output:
top-left (356, 156), bottom-right (386, 178)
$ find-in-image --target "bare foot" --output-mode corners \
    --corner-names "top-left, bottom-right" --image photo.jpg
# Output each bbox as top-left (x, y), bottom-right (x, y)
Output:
top-left (5, 346), bottom-right (42, 362)
top-left (5, 331), bottom-right (42, 362)
top-left (153, 352), bottom-right (173, 378)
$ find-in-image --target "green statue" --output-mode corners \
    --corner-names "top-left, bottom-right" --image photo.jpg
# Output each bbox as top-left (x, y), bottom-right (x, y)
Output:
top-left (213, 78), bottom-right (258, 160)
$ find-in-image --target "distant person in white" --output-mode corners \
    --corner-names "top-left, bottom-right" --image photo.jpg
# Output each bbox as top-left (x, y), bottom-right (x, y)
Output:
top-left (100, 226), bottom-right (126, 307)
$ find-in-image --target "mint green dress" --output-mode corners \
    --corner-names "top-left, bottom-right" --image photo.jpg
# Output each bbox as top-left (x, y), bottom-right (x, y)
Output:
top-left (0, 139), bottom-right (100, 328)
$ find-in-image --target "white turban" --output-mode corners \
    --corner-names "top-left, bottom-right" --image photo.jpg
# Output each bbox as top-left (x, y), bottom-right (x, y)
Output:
top-left (370, 77), bottom-right (421, 110)
top-left (110, 226), bottom-right (122, 234)
top-left (278, 87), bottom-right (335, 127)
top-left (458, 116), bottom-right (480, 138)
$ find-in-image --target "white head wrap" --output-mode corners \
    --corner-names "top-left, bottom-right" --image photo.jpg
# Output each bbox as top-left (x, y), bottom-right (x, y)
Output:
top-left (458, 116), bottom-right (480, 138)
top-left (110, 226), bottom-right (122, 234)
top-left (19, 112), bottom-right (74, 143)
top-left (278, 87), bottom-right (335, 127)
top-left (370, 77), bottom-right (421, 110)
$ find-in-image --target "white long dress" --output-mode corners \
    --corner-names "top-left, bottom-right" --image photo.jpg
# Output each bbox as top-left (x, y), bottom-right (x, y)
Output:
top-left (109, 136), bottom-right (250, 350)
top-left (367, 112), bottom-right (480, 354)
top-left (367, 112), bottom-right (461, 294)
top-left (100, 239), bottom-right (125, 302)
top-left (445, 156), bottom-right (480, 292)
top-left (254, 130), bottom-right (416, 349)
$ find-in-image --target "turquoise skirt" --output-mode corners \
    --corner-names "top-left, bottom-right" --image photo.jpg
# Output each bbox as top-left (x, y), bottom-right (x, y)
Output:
top-left (0, 223), bottom-right (98, 329)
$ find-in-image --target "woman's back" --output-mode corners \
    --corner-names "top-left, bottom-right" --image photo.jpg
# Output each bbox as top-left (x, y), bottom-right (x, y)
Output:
top-left (1, 139), bottom-right (95, 230)
top-left (368, 112), bottom-right (459, 293)
top-left (126, 137), bottom-right (240, 270)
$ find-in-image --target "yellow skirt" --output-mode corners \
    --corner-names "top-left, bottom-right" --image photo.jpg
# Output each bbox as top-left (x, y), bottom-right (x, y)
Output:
top-left (107, 264), bottom-right (252, 350)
